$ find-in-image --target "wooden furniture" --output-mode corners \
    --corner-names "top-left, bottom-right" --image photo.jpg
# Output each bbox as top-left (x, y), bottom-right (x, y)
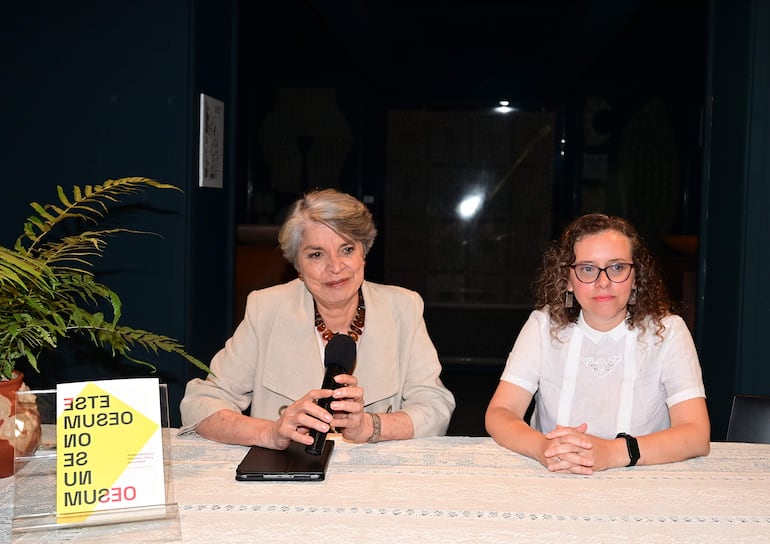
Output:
top-left (234, 225), bottom-right (294, 325)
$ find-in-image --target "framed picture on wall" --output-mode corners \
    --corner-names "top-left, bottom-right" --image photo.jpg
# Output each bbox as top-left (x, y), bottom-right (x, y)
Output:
top-left (199, 93), bottom-right (225, 189)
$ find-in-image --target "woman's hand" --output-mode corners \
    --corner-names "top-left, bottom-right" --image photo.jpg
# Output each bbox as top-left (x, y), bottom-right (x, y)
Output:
top-left (542, 424), bottom-right (627, 474)
top-left (542, 423), bottom-right (597, 475)
top-left (271, 374), bottom-right (367, 448)
top-left (326, 374), bottom-right (370, 443)
top-left (270, 389), bottom-right (336, 450)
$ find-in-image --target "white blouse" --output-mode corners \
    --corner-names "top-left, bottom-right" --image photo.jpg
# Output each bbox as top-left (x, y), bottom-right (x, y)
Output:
top-left (500, 309), bottom-right (706, 439)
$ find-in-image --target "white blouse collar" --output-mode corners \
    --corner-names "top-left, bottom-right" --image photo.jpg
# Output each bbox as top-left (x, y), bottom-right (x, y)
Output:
top-left (577, 311), bottom-right (629, 343)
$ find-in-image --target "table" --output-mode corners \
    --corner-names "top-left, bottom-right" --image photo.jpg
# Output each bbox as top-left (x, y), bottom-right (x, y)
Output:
top-left (2, 434), bottom-right (770, 543)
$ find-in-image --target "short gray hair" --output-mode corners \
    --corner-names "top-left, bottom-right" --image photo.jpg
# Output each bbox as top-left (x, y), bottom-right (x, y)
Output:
top-left (278, 189), bottom-right (377, 268)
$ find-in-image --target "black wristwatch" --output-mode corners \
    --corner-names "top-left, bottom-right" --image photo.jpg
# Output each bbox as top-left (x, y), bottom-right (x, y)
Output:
top-left (616, 432), bottom-right (640, 467)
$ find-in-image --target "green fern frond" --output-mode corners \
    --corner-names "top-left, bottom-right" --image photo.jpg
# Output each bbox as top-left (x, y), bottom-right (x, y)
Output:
top-left (87, 325), bottom-right (211, 375)
top-left (34, 229), bottom-right (153, 272)
top-left (0, 246), bottom-right (57, 293)
top-left (0, 177), bottom-right (209, 381)
top-left (19, 177), bottom-right (181, 254)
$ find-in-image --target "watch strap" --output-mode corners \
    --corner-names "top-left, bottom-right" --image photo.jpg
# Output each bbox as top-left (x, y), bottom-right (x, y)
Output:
top-left (616, 432), bottom-right (640, 467)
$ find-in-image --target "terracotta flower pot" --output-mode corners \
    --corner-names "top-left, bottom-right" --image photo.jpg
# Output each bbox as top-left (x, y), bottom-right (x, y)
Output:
top-left (0, 371), bottom-right (41, 478)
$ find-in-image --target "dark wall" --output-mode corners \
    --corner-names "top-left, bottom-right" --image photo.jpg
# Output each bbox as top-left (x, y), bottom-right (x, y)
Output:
top-left (1, 0), bottom-right (236, 425)
top-left (698, 0), bottom-right (770, 439)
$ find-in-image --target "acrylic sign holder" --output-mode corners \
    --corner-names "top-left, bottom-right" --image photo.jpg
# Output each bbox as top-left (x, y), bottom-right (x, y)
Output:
top-left (10, 384), bottom-right (181, 543)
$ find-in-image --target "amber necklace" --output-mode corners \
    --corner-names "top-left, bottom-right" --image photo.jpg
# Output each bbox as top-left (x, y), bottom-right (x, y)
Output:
top-left (314, 288), bottom-right (365, 342)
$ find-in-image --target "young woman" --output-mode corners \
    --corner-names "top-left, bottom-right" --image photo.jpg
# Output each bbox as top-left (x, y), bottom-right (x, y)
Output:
top-left (486, 213), bottom-right (709, 474)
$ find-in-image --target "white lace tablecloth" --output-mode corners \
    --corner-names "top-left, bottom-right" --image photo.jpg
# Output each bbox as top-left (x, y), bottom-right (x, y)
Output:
top-left (2, 434), bottom-right (770, 543)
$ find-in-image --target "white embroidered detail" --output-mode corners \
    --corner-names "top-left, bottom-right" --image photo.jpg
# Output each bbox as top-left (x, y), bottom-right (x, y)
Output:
top-left (581, 355), bottom-right (621, 377)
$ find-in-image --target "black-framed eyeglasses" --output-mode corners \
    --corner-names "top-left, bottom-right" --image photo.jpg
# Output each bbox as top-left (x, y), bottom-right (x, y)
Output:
top-left (566, 263), bottom-right (635, 284)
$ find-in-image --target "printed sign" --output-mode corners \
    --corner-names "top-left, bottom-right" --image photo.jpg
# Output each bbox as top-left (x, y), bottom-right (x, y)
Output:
top-left (55, 378), bottom-right (165, 523)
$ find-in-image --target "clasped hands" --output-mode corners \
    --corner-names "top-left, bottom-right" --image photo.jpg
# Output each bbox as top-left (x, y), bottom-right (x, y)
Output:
top-left (542, 423), bottom-right (613, 475)
top-left (270, 374), bottom-right (369, 449)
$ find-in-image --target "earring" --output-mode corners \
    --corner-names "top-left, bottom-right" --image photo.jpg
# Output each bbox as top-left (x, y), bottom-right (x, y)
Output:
top-left (628, 288), bottom-right (637, 305)
top-left (297, 273), bottom-right (303, 282)
top-left (565, 291), bottom-right (574, 308)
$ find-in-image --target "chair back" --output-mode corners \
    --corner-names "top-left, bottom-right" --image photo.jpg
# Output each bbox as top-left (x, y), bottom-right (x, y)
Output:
top-left (725, 394), bottom-right (770, 443)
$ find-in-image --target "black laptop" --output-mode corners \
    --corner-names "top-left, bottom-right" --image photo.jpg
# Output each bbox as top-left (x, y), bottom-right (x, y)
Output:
top-left (235, 440), bottom-right (335, 481)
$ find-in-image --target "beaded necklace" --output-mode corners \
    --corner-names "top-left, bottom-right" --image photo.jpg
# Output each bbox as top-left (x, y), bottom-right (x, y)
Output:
top-left (314, 287), bottom-right (365, 342)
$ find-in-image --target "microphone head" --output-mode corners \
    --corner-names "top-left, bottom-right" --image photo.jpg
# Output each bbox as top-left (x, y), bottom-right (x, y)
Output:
top-left (324, 334), bottom-right (357, 373)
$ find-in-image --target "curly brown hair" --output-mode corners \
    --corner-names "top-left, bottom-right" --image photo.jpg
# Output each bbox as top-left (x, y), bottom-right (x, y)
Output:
top-left (532, 213), bottom-right (674, 340)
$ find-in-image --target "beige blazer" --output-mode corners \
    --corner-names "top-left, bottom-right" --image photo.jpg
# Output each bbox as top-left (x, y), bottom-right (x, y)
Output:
top-left (180, 279), bottom-right (455, 438)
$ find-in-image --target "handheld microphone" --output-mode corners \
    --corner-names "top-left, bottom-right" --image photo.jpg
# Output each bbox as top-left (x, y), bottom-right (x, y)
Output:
top-left (306, 334), bottom-right (357, 455)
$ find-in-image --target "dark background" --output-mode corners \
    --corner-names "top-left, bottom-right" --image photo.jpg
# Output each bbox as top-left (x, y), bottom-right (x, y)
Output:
top-left (2, 0), bottom-right (768, 439)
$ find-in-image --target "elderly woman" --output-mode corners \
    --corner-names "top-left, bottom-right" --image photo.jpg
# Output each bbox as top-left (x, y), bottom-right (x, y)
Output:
top-left (180, 189), bottom-right (455, 449)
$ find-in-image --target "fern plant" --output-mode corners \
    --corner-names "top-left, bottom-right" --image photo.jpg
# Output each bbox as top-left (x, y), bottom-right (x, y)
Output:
top-left (0, 177), bottom-right (210, 380)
